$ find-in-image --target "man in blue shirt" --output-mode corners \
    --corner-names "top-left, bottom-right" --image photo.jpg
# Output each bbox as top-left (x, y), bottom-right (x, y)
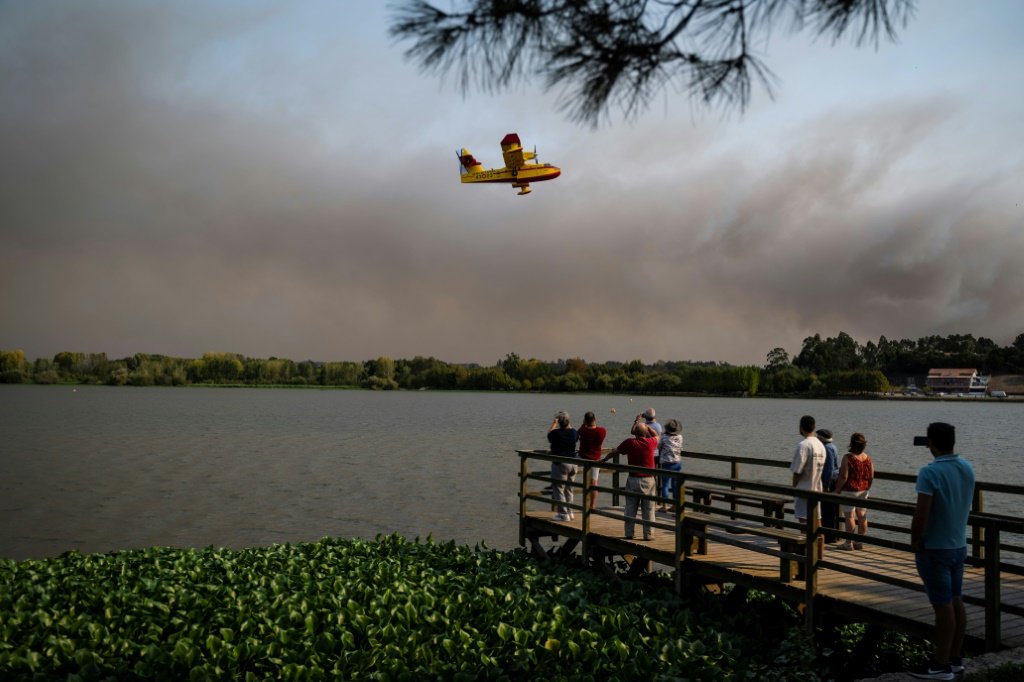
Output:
top-left (909, 422), bottom-right (975, 681)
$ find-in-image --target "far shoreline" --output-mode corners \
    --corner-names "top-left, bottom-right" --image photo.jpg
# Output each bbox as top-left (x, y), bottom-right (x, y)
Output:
top-left (3, 382), bottom-right (1020, 403)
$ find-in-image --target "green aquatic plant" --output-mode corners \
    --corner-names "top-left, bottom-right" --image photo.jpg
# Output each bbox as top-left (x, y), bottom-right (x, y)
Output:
top-left (1, 535), bottom-right (822, 680)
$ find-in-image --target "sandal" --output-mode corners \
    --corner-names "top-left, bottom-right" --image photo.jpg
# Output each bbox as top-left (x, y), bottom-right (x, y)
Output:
top-left (853, 543), bottom-right (864, 550)
top-left (837, 543), bottom-right (855, 551)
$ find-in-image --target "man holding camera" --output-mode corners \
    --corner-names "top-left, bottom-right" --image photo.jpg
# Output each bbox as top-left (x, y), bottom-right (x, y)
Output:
top-left (909, 422), bottom-right (975, 681)
top-left (601, 415), bottom-right (659, 540)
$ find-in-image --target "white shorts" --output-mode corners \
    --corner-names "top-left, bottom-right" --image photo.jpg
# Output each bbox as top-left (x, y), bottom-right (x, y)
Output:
top-left (582, 461), bottom-right (600, 483)
top-left (840, 489), bottom-right (869, 515)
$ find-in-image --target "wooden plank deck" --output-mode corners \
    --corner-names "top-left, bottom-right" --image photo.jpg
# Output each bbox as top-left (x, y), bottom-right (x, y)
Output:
top-left (523, 507), bottom-right (1024, 649)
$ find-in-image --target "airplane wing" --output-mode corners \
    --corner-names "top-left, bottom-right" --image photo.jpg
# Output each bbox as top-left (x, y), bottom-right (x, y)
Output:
top-left (500, 133), bottom-right (526, 170)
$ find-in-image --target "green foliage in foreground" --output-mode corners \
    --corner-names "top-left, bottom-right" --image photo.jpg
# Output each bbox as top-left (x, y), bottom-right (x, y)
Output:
top-left (0, 535), bottom-right (822, 680)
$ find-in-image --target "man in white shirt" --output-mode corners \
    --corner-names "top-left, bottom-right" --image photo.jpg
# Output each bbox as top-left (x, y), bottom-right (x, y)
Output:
top-left (791, 415), bottom-right (827, 524)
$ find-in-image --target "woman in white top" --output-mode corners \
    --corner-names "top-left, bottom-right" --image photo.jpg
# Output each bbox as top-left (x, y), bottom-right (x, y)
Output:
top-left (657, 419), bottom-right (684, 512)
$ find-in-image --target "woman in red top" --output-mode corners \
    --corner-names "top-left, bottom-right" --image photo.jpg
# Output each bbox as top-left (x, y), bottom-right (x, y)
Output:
top-left (577, 412), bottom-right (607, 509)
top-left (835, 432), bottom-right (874, 550)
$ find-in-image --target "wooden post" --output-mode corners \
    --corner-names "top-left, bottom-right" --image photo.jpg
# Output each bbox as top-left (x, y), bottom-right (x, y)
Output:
top-left (984, 525), bottom-right (1001, 652)
top-left (519, 452), bottom-right (528, 547)
top-left (612, 452), bottom-right (621, 507)
top-left (674, 471), bottom-right (686, 594)
top-left (581, 463), bottom-right (591, 562)
top-left (804, 498), bottom-right (819, 634)
top-left (972, 488), bottom-right (985, 560)
top-left (730, 461), bottom-right (740, 518)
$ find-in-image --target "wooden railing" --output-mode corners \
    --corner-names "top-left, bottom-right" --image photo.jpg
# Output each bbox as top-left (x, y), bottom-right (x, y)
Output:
top-left (517, 449), bottom-right (1024, 651)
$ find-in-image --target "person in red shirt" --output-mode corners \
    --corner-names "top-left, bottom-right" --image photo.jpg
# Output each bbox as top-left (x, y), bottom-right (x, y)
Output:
top-left (835, 432), bottom-right (875, 551)
top-left (577, 411), bottom-right (607, 510)
top-left (601, 416), bottom-right (659, 540)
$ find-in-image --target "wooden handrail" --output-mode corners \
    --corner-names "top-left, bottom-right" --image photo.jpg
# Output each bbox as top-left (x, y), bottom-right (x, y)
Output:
top-left (517, 449), bottom-right (1024, 534)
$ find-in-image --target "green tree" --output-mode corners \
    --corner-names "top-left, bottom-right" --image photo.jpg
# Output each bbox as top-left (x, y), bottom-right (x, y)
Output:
top-left (365, 356), bottom-right (396, 381)
top-left (297, 361), bottom-right (318, 383)
top-left (764, 347), bottom-right (790, 371)
top-left (322, 361), bottom-right (362, 386)
top-left (197, 352), bottom-right (243, 383)
top-left (390, 0), bottom-right (913, 125)
top-left (0, 349), bottom-right (26, 373)
top-left (759, 366), bottom-right (812, 394)
top-left (794, 332), bottom-right (861, 374)
top-left (499, 352), bottom-right (526, 380)
top-left (53, 351), bottom-right (85, 378)
top-left (362, 375), bottom-right (399, 390)
top-left (821, 369), bottom-right (890, 394)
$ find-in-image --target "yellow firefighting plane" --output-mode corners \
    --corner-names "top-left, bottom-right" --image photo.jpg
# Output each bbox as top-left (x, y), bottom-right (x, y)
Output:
top-left (457, 133), bottom-right (561, 196)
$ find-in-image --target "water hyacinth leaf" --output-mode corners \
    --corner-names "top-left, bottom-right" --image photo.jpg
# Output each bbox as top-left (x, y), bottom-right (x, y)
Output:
top-left (0, 535), bottom-right (838, 679)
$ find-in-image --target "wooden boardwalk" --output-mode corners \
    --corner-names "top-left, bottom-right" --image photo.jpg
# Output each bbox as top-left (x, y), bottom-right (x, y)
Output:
top-left (523, 507), bottom-right (1024, 649)
top-left (517, 449), bottom-right (1024, 652)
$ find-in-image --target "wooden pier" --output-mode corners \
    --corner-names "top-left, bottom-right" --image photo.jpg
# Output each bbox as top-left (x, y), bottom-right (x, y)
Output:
top-left (517, 449), bottom-right (1024, 652)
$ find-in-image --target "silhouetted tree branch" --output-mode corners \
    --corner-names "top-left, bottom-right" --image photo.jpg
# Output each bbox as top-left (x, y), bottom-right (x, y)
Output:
top-left (389, 0), bottom-right (914, 125)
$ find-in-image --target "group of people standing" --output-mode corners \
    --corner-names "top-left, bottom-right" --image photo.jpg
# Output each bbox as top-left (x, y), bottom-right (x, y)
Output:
top-left (791, 414), bottom-right (976, 681)
top-left (546, 407), bottom-right (682, 539)
top-left (791, 415), bottom-right (876, 551)
top-left (547, 409), bottom-right (976, 680)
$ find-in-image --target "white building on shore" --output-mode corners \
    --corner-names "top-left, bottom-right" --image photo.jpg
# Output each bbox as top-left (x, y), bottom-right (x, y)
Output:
top-left (925, 368), bottom-right (989, 395)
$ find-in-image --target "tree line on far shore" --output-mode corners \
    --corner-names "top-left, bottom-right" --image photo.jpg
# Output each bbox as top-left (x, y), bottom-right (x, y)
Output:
top-left (1, 332), bottom-right (1022, 397)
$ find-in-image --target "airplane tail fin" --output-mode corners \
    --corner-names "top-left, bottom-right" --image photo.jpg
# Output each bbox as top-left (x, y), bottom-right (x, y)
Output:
top-left (458, 148), bottom-right (484, 175)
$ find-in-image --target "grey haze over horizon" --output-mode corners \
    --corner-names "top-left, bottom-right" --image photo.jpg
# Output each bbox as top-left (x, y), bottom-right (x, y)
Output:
top-left (1, 1), bottom-right (1022, 367)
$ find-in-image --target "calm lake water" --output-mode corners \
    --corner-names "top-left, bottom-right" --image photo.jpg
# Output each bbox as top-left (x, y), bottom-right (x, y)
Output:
top-left (1, 385), bottom-right (1021, 560)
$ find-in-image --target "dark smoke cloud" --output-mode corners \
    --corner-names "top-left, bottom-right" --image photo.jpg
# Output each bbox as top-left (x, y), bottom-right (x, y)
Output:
top-left (1, 2), bottom-right (1021, 366)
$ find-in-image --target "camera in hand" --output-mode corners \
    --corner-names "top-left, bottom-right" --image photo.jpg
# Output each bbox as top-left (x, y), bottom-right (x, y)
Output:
top-left (913, 436), bottom-right (929, 447)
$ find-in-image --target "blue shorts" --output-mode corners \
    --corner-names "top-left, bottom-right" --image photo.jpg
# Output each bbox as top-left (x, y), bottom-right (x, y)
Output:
top-left (915, 547), bottom-right (967, 605)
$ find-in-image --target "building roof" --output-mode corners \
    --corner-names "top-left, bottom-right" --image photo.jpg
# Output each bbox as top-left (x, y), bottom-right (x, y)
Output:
top-left (927, 368), bottom-right (977, 378)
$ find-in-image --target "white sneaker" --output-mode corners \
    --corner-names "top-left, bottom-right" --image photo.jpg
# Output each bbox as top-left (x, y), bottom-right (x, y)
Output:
top-left (552, 513), bottom-right (568, 521)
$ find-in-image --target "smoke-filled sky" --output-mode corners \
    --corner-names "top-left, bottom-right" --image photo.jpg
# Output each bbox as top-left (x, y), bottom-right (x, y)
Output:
top-left (1, 1), bottom-right (1022, 366)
